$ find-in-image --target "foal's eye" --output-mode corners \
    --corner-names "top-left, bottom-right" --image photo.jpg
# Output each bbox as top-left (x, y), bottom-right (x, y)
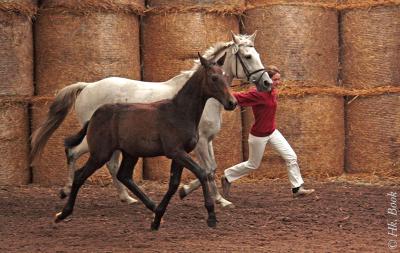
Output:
top-left (211, 76), bottom-right (218, 82)
top-left (245, 55), bottom-right (252, 60)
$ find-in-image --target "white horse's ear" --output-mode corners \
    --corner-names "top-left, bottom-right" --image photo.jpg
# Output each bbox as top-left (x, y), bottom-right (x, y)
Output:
top-left (231, 44), bottom-right (239, 55)
top-left (231, 30), bottom-right (240, 44)
top-left (249, 31), bottom-right (257, 43)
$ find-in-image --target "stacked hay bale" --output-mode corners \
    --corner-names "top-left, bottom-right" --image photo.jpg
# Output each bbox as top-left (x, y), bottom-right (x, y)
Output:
top-left (341, 0), bottom-right (400, 177)
top-left (142, 0), bottom-right (245, 181)
top-left (32, 0), bottom-right (143, 185)
top-left (0, 0), bottom-right (36, 185)
top-left (242, 0), bottom-right (344, 180)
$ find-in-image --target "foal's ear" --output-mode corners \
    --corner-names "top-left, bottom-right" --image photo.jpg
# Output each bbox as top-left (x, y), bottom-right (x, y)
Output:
top-left (216, 52), bottom-right (227, 66)
top-left (198, 52), bottom-right (210, 68)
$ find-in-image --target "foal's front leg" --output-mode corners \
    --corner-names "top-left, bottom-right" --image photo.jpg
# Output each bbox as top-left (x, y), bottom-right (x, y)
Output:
top-left (151, 160), bottom-right (183, 230)
top-left (173, 151), bottom-right (217, 228)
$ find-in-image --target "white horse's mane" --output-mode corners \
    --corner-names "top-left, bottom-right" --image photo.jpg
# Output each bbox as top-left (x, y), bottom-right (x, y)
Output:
top-left (179, 34), bottom-right (254, 78)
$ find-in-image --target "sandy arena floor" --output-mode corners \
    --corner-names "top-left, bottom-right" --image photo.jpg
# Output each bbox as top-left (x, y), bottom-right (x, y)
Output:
top-left (1, 179), bottom-right (399, 252)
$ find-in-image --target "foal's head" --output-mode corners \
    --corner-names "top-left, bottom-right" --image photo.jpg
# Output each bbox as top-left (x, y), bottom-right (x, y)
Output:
top-left (199, 53), bottom-right (237, 111)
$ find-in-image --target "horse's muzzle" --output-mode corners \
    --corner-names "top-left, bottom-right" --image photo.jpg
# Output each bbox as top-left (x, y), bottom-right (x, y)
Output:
top-left (225, 99), bottom-right (237, 111)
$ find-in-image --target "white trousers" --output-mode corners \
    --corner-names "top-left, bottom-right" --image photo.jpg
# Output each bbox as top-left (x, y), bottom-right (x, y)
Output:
top-left (224, 130), bottom-right (304, 188)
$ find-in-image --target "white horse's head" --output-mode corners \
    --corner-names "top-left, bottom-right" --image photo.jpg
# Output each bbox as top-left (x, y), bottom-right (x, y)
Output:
top-left (228, 31), bottom-right (273, 92)
top-left (190, 32), bottom-right (273, 91)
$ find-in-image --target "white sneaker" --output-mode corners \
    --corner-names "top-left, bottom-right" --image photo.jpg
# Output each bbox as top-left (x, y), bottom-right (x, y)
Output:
top-left (293, 186), bottom-right (315, 198)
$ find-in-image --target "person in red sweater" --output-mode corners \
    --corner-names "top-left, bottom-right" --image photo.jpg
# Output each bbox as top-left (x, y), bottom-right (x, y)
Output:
top-left (221, 66), bottom-right (315, 198)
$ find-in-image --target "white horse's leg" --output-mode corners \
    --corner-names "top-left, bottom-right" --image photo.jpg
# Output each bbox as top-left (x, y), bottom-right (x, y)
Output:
top-left (106, 151), bottom-right (138, 204)
top-left (207, 141), bottom-right (234, 208)
top-left (179, 138), bottom-right (234, 208)
top-left (61, 137), bottom-right (89, 199)
top-left (205, 141), bottom-right (234, 208)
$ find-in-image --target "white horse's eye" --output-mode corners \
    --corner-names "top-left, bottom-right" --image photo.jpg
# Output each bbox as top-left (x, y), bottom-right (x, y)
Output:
top-left (245, 55), bottom-right (252, 60)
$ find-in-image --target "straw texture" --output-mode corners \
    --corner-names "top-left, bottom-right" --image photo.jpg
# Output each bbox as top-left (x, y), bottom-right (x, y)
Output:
top-left (244, 95), bottom-right (344, 180)
top-left (243, 3), bottom-right (339, 86)
top-left (0, 0), bottom-right (37, 18)
top-left (0, 102), bottom-right (30, 185)
top-left (346, 95), bottom-right (400, 177)
top-left (32, 0), bottom-right (142, 185)
top-left (341, 4), bottom-right (400, 88)
top-left (214, 108), bottom-right (243, 174)
top-left (142, 1), bottom-right (242, 180)
top-left (0, 0), bottom-right (35, 96)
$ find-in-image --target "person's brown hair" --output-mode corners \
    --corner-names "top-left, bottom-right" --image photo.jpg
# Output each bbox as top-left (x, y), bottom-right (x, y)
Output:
top-left (267, 65), bottom-right (280, 78)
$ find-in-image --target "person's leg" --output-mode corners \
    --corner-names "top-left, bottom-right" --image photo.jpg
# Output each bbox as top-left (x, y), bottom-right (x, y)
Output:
top-left (268, 130), bottom-right (305, 188)
top-left (222, 134), bottom-right (268, 197)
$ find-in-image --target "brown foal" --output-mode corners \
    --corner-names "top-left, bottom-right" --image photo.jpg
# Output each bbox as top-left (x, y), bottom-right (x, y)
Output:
top-left (55, 53), bottom-right (237, 230)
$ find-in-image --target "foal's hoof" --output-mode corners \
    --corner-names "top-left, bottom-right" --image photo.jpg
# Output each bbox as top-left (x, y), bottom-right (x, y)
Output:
top-left (150, 221), bottom-right (160, 231)
top-left (54, 212), bottom-right (65, 223)
top-left (59, 189), bottom-right (68, 199)
top-left (207, 218), bottom-right (218, 228)
top-left (178, 187), bottom-right (187, 200)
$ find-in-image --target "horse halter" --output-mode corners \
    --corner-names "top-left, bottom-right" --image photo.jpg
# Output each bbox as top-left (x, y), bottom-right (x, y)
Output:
top-left (234, 46), bottom-right (267, 85)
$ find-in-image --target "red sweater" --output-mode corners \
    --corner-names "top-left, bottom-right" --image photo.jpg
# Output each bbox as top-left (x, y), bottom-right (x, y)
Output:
top-left (233, 87), bottom-right (277, 137)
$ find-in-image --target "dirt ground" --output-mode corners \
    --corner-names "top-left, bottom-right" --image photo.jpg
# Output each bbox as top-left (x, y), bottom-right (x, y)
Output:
top-left (1, 179), bottom-right (399, 253)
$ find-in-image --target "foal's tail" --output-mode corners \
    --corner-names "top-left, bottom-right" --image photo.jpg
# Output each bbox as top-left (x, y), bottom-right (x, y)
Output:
top-left (64, 121), bottom-right (90, 149)
top-left (30, 82), bottom-right (89, 164)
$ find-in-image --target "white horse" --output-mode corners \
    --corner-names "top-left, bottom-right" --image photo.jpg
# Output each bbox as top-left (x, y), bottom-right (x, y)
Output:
top-left (30, 32), bottom-right (272, 208)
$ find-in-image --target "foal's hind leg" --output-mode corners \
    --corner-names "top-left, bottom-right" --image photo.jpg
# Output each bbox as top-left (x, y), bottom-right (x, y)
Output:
top-left (151, 160), bottom-right (183, 230)
top-left (61, 137), bottom-right (89, 199)
top-left (116, 152), bottom-right (157, 212)
top-left (55, 157), bottom-right (105, 222)
top-left (106, 150), bottom-right (138, 204)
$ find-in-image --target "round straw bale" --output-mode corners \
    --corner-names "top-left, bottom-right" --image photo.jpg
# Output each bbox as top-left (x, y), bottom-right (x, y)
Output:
top-left (142, 3), bottom-right (242, 181)
top-left (341, 4), bottom-right (400, 88)
top-left (243, 95), bottom-right (344, 180)
top-left (32, 0), bottom-right (142, 185)
top-left (243, 1), bottom-right (339, 86)
top-left (247, 0), bottom-right (338, 6)
top-left (0, 101), bottom-right (30, 185)
top-left (0, 0), bottom-right (36, 96)
top-left (142, 13), bottom-right (240, 82)
top-left (346, 95), bottom-right (400, 177)
top-left (35, 0), bottom-right (142, 96)
top-left (147, 0), bottom-right (244, 8)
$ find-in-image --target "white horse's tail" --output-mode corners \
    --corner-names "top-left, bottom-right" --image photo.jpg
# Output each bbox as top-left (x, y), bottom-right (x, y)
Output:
top-left (30, 82), bottom-right (88, 164)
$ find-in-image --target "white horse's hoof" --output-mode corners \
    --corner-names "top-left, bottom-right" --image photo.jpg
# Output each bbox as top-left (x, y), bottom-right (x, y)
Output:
top-left (217, 198), bottom-right (235, 209)
top-left (221, 202), bottom-right (235, 209)
top-left (121, 196), bottom-right (139, 205)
